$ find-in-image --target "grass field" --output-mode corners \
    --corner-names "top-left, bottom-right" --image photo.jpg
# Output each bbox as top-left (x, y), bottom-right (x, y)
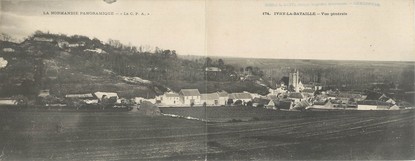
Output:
top-left (0, 108), bottom-right (414, 160)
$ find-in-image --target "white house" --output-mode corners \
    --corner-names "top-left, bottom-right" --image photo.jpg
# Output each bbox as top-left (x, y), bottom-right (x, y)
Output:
top-left (65, 93), bottom-right (98, 104)
top-left (0, 98), bottom-right (17, 106)
top-left (205, 67), bottom-right (221, 72)
top-left (134, 97), bottom-right (145, 104)
top-left (0, 57), bottom-right (8, 69)
top-left (179, 89), bottom-right (201, 105)
top-left (357, 100), bottom-right (390, 110)
top-left (94, 92), bottom-right (119, 103)
top-left (33, 37), bottom-right (53, 42)
top-left (161, 93), bottom-right (180, 105)
top-left (57, 40), bottom-right (69, 48)
top-left (379, 94), bottom-right (396, 105)
top-left (217, 91), bottom-right (229, 106)
top-left (38, 89), bottom-right (50, 98)
top-left (385, 98), bottom-right (396, 105)
top-left (84, 48), bottom-right (107, 54)
top-left (200, 93), bottom-right (220, 106)
top-left (2, 48), bottom-right (15, 53)
top-left (229, 93), bottom-right (252, 104)
top-left (389, 105), bottom-right (400, 110)
top-left (68, 43), bottom-right (80, 48)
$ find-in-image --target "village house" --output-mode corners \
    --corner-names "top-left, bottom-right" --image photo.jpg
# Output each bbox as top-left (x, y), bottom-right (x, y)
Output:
top-left (325, 93), bottom-right (337, 100)
top-left (229, 93), bottom-right (253, 104)
top-left (205, 67), bottom-right (221, 72)
top-left (134, 97), bottom-right (145, 104)
top-left (335, 92), bottom-right (367, 103)
top-left (179, 89), bottom-right (201, 105)
top-left (161, 92), bottom-right (180, 105)
top-left (252, 97), bottom-right (270, 107)
top-left (269, 86), bottom-right (287, 95)
top-left (68, 43), bottom-right (80, 48)
top-left (248, 92), bottom-right (262, 99)
top-left (94, 92), bottom-right (119, 103)
top-left (217, 91), bottom-right (229, 106)
top-left (389, 104), bottom-right (400, 110)
top-left (314, 84), bottom-right (323, 91)
top-left (84, 48), bottom-right (107, 54)
top-left (266, 99), bottom-right (292, 110)
top-left (200, 93), bottom-right (220, 106)
top-left (288, 92), bottom-right (305, 103)
top-left (357, 100), bottom-right (391, 110)
top-left (309, 100), bottom-right (334, 110)
top-left (38, 89), bottom-right (50, 98)
top-left (65, 93), bottom-right (98, 104)
top-left (301, 88), bottom-right (315, 95)
top-left (0, 98), bottom-right (17, 106)
top-left (2, 48), bottom-right (15, 53)
top-left (378, 94), bottom-right (396, 105)
top-left (33, 37), bottom-right (53, 42)
top-left (57, 40), bottom-right (69, 48)
top-left (267, 95), bottom-right (279, 100)
top-left (143, 98), bottom-right (157, 104)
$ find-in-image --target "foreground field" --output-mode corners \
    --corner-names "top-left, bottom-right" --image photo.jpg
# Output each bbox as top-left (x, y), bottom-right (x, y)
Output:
top-left (0, 108), bottom-right (414, 160)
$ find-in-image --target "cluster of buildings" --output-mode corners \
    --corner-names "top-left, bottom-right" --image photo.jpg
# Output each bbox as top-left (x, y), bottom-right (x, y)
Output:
top-left (155, 88), bottom-right (310, 110)
top-left (34, 90), bottom-right (133, 108)
top-left (154, 70), bottom-right (410, 111)
top-left (155, 89), bottom-right (255, 107)
top-left (153, 70), bottom-right (314, 109)
top-left (31, 36), bottom-right (107, 54)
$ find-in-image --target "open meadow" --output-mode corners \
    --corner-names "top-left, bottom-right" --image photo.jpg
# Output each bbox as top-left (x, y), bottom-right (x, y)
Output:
top-left (0, 107), bottom-right (414, 160)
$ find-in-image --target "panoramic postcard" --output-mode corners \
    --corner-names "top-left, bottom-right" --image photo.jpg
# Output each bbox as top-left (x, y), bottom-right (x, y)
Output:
top-left (0, 0), bottom-right (414, 160)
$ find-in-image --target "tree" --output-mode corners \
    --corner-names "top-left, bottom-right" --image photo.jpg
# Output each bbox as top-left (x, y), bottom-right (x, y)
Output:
top-left (227, 99), bottom-right (234, 106)
top-left (66, 98), bottom-right (84, 110)
top-left (155, 47), bottom-right (162, 54)
top-left (205, 57), bottom-right (212, 67)
top-left (398, 67), bottom-right (415, 91)
top-left (107, 39), bottom-right (123, 49)
top-left (245, 66), bottom-right (253, 75)
top-left (234, 100), bottom-right (242, 106)
top-left (171, 50), bottom-right (177, 58)
top-left (246, 101), bottom-right (253, 107)
top-left (218, 59), bottom-right (224, 68)
top-left (33, 30), bottom-right (44, 36)
top-left (162, 50), bottom-right (171, 58)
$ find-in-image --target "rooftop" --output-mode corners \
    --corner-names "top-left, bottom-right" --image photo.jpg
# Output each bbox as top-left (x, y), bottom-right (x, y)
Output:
top-left (229, 93), bottom-right (252, 100)
top-left (65, 93), bottom-right (94, 99)
top-left (180, 89), bottom-right (200, 96)
top-left (288, 92), bottom-right (304, 99)
top-left (217, 91), bottom-right (229, 97)
top-left (201, 93), bottom-right (220, 100)
top-left (357, 100), bottom-right (391, 106)
top-left (165, 93), bottom-right (180, 97)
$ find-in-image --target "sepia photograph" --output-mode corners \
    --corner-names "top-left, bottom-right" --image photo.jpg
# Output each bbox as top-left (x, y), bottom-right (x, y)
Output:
top-left (0, 0), bottom-right (414, 160)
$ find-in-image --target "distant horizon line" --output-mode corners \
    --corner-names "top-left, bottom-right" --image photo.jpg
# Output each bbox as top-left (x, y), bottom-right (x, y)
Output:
top-left (179, 54), bottom-right (415, 63)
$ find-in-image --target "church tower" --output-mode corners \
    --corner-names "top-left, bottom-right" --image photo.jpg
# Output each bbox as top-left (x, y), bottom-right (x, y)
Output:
top-left (289, 69), bottom-right (300, 92)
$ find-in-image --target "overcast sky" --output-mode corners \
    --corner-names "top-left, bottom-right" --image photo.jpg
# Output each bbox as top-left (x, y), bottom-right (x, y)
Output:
top-left (1, 0), bottom-right (414, 61)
